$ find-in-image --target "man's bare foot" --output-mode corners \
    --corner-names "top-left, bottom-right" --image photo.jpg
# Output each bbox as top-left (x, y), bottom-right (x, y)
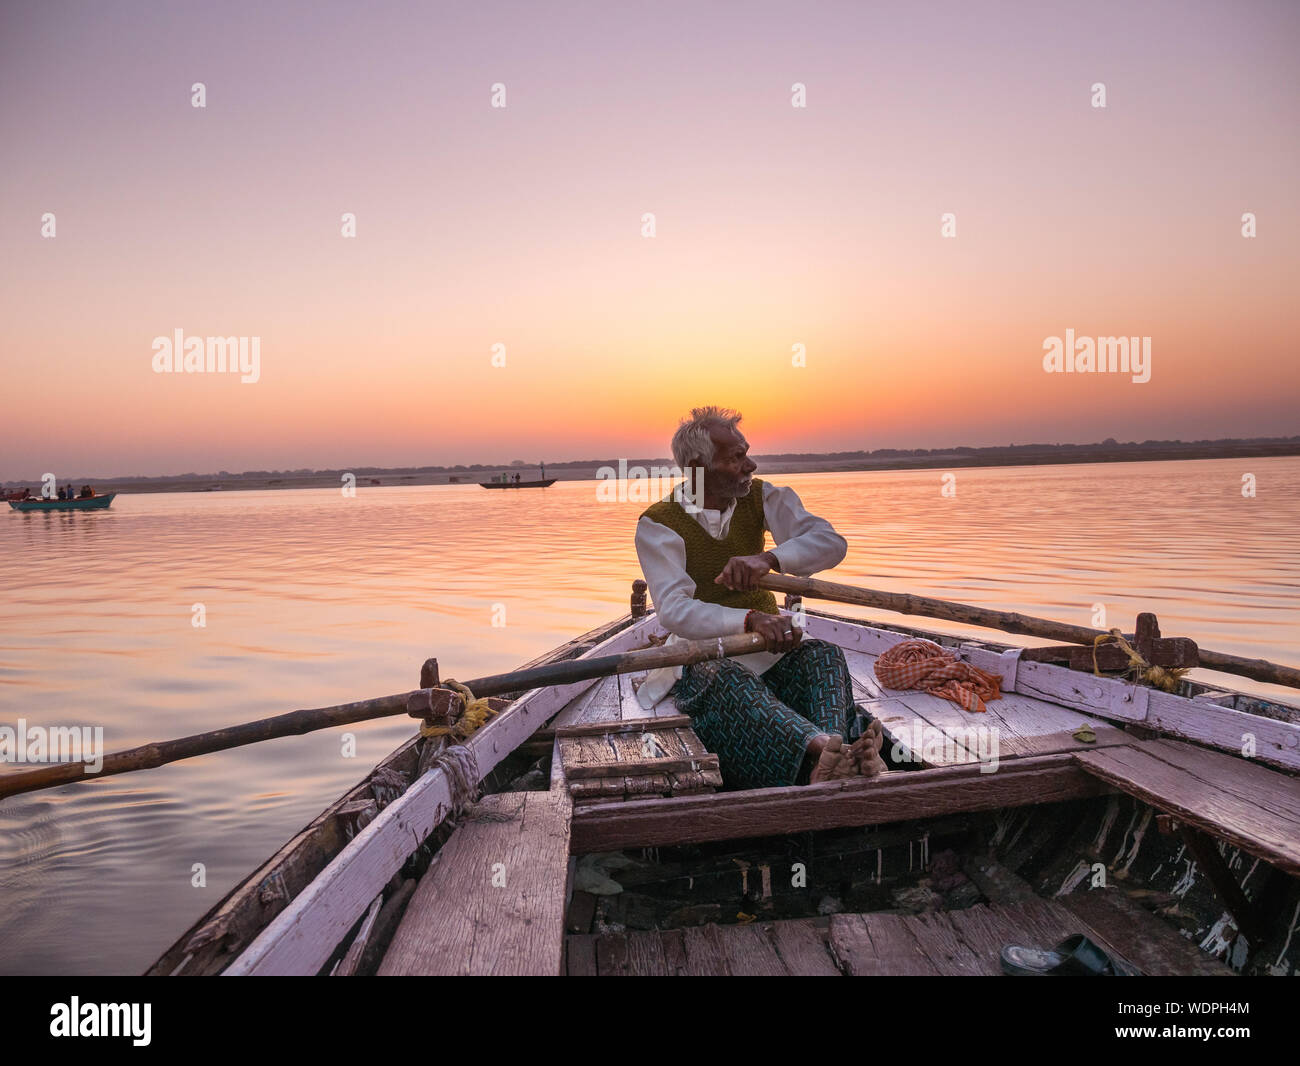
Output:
top-left (849, 720), bottom-right (888, 777)
top-left (808, 734), bottom-right (857, 783)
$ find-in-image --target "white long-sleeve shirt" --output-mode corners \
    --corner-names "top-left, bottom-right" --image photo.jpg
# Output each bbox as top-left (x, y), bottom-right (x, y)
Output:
top-left (633, 479), bottom-right (848, 708)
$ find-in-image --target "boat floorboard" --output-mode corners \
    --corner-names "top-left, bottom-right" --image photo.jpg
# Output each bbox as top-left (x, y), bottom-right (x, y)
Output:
top-left (566, 893), bottom-right (1233, 976)
top-left (377, 789), bottom-right (571, 976)
top-left (1059, 888), bottom-right (1234, 977)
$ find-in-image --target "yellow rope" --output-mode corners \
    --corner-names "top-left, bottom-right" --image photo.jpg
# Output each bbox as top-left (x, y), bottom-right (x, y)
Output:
top-left (1092, 629), bottom-right (1188, 693)
top-left (419, 680), bottom-right (499, 741)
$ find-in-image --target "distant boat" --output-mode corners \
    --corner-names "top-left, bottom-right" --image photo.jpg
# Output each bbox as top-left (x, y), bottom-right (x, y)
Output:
top-left (478, 478), bottom-right (556, 490)
top-left (8, 493), bottom-right (117, 512)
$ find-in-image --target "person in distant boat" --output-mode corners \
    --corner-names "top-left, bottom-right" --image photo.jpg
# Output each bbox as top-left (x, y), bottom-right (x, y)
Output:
top-left (634, 406), bottom-right (886, 789)
top-left (56, 486), bottom-right (66, 500)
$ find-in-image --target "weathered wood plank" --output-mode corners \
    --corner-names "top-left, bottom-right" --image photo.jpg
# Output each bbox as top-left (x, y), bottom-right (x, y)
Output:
top-left (355, 877), bottom-right (417, 977)
top-left (653, 692), bottom-right (686, 718)
top-left (377, 790), bottom-right (571, 975)
top-left (1145, 690), bottom-right (1300, 772)
top-left (566, 754), bottom-right (719, 780)
top-left (571, 755), bottom-right (1113, 853)
top-left (565, 934), bottom-right (598, 976)
top-left (1137, 738), bottom-right (1300, 823)
top-left (1009, 895), bottom-right (1148, 976)
top-left (829, 913), bottom-right (941, 976)
top-left (1074, 740), bottom-right (1300, 876)
top-left (877, 695), bottom-right (986, 767)
top-left (620, 930), bottom-right (672, 976)
top-left (839, 647), bottom-right (887, 701)
top-left (331, 894), bottom-right (382, 977)
top-left (553, 716), bottom-right (693, 738)
top-left (846, 697), bottom-right (926, 763)
top-left (554, 673), bottom-right (623, 728)
top-left (659, 929), bottom-right (690, 975)
top-left (619, 671), bottom-right (658, 721)
top-left (226, 617), bottom-right (651, 975)
top-left (905, 911), bottom-right (987, 976)
top-left (667, 728), bottom-right (722, 794)
top-left (679, 924), bottom-right (734, 976)
top-left (801, 614), bottom-right (910, 658)
top-left (559, 663), bottom-right (718, 801)
top-left (593, 932), bottom-right (632, 976)
top-left (892, 689), bottom-right (1128, 762)
top-left (558, 734), bottom-right (613, 770)
top-left (562, 729), bottom-right (687, 768)
top-left (718, 922), bottom-right (789, 976)
top-left (574, 899), bottom-right (1220, 977)
top-left (970, 647), bottom-right (1300, 773)
top-left (943, 906), bottom-right (1019, 975)
top-left (1059, 890), bottom-right (1233, 976)
top-left (1011, 895), bottom-right (1090, 950)
top-left (765, 919), bottom-right (842, 976)
top-left (565, 890), bottom-right (597, 935)
top-left (848, 642), bottom-right (1127, 764)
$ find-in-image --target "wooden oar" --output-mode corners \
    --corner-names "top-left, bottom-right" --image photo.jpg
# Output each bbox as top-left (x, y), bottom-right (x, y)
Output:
top-left (759, 573), bottom-right (1300, 691)
top-left (0, 630), bottom-right (769, 801)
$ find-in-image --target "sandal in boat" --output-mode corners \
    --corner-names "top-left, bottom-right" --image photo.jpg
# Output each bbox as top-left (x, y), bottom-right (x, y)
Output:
top-left (1000, 933), bottom-right (1141, 976)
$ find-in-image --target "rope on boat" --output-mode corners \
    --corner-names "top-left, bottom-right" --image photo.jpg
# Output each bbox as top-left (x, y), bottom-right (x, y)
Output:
top-left (419, 680), bottom-right (499, 741)
top-left (415, 680), bottom-right (510, 825)
top-left (422, 733), bottom-right (520, 826)
top-left (427, 742), bottom-right (480, 819)
top-left (1092, 629), bottom-right (1189, 693)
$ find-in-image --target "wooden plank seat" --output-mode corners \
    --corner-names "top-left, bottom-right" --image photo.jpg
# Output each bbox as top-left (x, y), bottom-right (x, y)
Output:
top-left (552, 672), bottom-right (722, 804)
top-left (840, 647), bottom-right (1131, 768)
top-left (567, 894), bottom-right (1232, 976)
top-left (1073, 738), bottom-right (1300, 878)
top-left (378, 790), bottom-right (571, 975)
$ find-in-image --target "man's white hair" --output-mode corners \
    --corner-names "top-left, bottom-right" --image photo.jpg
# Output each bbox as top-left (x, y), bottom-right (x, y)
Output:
top-left (671, 406), bottom-right (743, 470)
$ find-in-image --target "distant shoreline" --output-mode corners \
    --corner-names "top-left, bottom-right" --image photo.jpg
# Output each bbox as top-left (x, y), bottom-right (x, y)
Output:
top-left (6, 439), bottom-right (1297, 496)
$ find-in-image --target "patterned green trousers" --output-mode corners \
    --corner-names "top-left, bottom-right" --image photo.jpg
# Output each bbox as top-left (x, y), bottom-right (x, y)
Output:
top-left (673, 639), bottom-right (856, 790)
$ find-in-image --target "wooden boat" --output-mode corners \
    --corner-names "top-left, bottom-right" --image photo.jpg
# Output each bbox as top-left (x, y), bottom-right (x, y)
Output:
top-left (478, 478), bottom-right (556, 489)
top-left (8, 492), bottom-right (116, 512)
top-left (145, 583), bottom-right (1300, 977)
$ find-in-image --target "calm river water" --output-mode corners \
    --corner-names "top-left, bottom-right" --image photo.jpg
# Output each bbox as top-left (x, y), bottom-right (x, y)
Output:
top-left (1, 457), bottom-right (1297, 974)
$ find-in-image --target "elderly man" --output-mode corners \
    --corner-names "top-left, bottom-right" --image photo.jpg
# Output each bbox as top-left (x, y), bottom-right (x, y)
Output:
top-left (634, 406), bottom-right (885, 789)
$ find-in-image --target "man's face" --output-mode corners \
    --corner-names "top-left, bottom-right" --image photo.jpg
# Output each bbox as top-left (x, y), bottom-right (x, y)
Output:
top-left (704, 425), bottom-right (758, 500)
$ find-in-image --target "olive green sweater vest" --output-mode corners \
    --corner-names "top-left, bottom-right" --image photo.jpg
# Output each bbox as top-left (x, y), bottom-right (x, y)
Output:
top-left (641, 478), bottom-right (780, 616)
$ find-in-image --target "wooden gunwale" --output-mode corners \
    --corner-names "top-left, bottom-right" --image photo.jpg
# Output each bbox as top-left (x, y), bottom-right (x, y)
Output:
top-left (145, 610), bottom-right (639, 976)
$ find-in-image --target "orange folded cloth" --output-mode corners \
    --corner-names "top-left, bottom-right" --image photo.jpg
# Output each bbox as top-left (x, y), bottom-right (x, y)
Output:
top-left (874, 638), bottom-right (1003, 713)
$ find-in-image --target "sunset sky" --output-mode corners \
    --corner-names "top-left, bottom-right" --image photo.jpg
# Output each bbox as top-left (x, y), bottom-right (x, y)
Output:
top-left (2, 0), bottom-right (1297, 480)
